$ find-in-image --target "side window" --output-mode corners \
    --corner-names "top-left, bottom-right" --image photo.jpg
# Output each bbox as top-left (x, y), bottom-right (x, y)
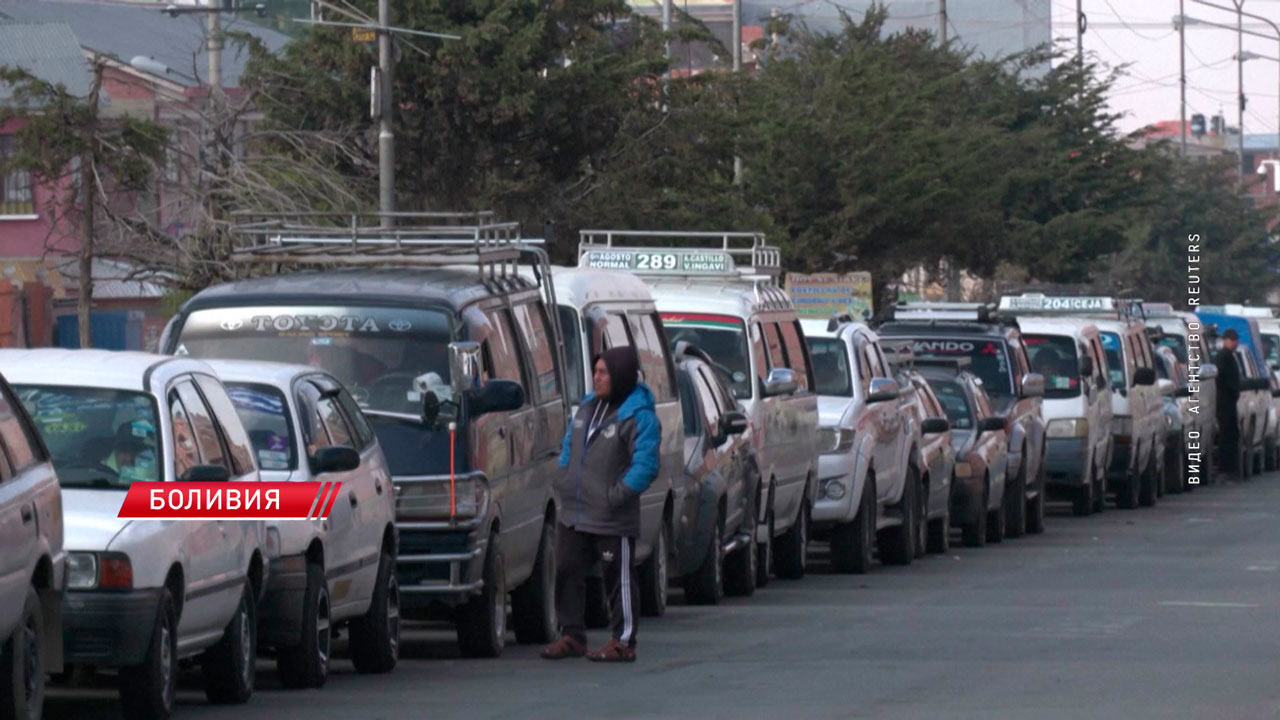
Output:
top-left (677, 369), bottom-right (701, 437)
top-left (762, 322), bottom-right (787, 370)
top-left (778, 321), bottom-right (812, 391)
top-left (484, 309), bottom-right (527, 389)
top-left (972, 385), bottom-right (993, 419)
top-left (0, 382), bottom-right (39, 472)
top-left (628, 313), bottom-right (675, 401)
top-left (334, 388), bottom-right (376, 450)
top-left (922, 384), bottom-right (945, 419)
top-left (693, 368), bottom-right (724, 438)
top-left (598, 313), bottom-right (633, 353)
top-left (317, 394), bottom-right (355, 448)
top-left (295, 383), bottom-right (330, 457)
top-left (1090, 338), bottom-right (1107, 385)
top-left (194, 375), bottom-right (256, 476)
top-left (750, 323), bottom-right (769, 382)
top-left (860, 341), bottom-right (885, 379)
top-left (176, 381), bottom-right (227, 469)
top-left (512, 302), bottom-right (562, 403)
top-left (169, 391), bottom-right (199, 478)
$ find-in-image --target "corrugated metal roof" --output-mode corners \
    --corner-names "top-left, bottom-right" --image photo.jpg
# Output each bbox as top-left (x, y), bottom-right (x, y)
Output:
top-left (0, 21), bottom-right (92, 100)
top-left (55, 257), bottom-right (168, 299)
top-left (0, 0), bottom-right (290, 88)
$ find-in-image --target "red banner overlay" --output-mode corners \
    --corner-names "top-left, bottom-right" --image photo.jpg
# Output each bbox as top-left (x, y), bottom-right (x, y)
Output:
top-left (118, 482), bottom-right (343, 520)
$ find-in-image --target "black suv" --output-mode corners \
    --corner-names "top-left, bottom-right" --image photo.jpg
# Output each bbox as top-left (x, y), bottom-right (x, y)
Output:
top-left (877, 303), bottom-right (1048, 538)
top-left (161, 212), bottom-right (567, 659)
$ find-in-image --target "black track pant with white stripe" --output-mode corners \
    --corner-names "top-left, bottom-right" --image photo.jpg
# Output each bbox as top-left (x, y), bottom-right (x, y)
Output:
top-left (554, 523), bottom-right (639, 648)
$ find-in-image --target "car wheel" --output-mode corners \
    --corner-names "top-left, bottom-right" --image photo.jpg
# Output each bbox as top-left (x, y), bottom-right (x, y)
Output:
top-left (119, 588), bottom-right (178, 720)
top-left (774, 494), bottom-right (809, 580)
top-left (831, 477), bottom-right (874, 574)
top-left (962, 480), bottom-right (988, 548)
top-left (1027, 470), bottom-right (1047, 534)
top-left (1138, 456), bottom-right (1158, 507)
top-left (1115, 467), bottom-right (1140, 509)
top-left (1004, 462), bottom-right (1027, 539)
top-left (0, 586), bottom-right (44, 720)
top-left (926, 496), bottom-right (950, 554)
top-left (1092, 470), bottom-right (1107, 513)
top-left (724, 515), bottom-right (757, 597)
top-left (755, 495), bottom-right (775, 588)
top-left (457, 531), bottom-right (506, 658)
top-left (685, 517), bottom-right (724, 605)
top-left (511, 521), bottom-right (557, 645)
top-left (202, 579), bottom-right (257, 704)
top-left (277, 563), bottom-right (330, 688)
top-left (878, 477), bottom-right (915, 566)
top-left (638, 520), bottom-right (669, 617)
top-left (913, 471), bottom-right (929, 559)
top-left (1165, 444), bottom-right (1186, 494)
top-left (350, 551), bottom-right (401, 674)
top-left (986, 479), bottom-right (1006, 544)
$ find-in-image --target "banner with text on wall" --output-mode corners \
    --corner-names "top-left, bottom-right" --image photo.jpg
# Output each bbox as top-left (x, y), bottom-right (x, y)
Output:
top-left (784, 272), bottom-right (874, 321)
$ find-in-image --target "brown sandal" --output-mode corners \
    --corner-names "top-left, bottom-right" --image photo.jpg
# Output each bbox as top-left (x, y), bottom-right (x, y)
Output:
top-left (586, 638), bottom-right (636, 663)
top-left (540, 636), bottom-right (587, 660)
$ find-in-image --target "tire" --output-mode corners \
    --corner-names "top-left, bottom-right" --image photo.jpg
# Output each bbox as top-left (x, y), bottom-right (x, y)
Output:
top-left (584, 575), bottom-right (610, 629)
top-left (1115, 468), bottom-right (1140, 509)
top-left (0, 586), bottom-right (43, 720)
top-left (1165, 445), bottom-right (1186, 495)
top-left (684, 517), bottom-right (724, 605)
top-left (277, 563), bottom-right (330, 689)
top-left (511, 522), bottom-right (556, 645)
top-left (202, 579), bottom-right (256, 705)
top-left (878, 478), bottom-right (915, 566)
top-left (831, 477), bottom-right (875, 574)
top-left (926, 501), bottom-right (950, 554)
top-left (1139, 456), bottom-right (1158, 508)
top-left (119, 588), bottom-right (178, 720)
top-left (962, 480), bottom-right (988, 548)
top-left (773, 493), bottom-right (810, 580)
top-left (755, 495), bottom-right (775, 588)
top-left (1092, 471), bottom-right (1106, 513)
top-left (350, 551), bottom-right (400, 674)
top-left (1004, 462), bottom-right (1027, 539)
top-left (913, 470), bottom-right (929, 559)
top-left (638, 521), bottom-right (669, 617)
top-left (1027, 462), bottom-right (1047, 534)
top-left (986, 479), bottom-right (1006, 544)
top-left (723, 517), bottom-right (757, 598)
top-left (457, 532), bottom-right (506, 658)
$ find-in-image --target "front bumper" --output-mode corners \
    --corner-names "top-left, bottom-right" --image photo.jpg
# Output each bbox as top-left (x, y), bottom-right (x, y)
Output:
top-left (949, 474), bottom-right (985, 526)
top-left (63, 587), bottom-right (164, 666)
top-left (1044, 437), bottom-right (1088, 486)
top-left (259, 553), bottom-right (308, 648)
top-left (395, 524), bottom-right (488, 609)
top-left (812, 451), bottom-right (859, 525)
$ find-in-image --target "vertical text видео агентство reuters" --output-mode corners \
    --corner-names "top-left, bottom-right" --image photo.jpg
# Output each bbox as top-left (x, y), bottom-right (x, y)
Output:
top-left (1185, 234), bottom-right (1203, 485)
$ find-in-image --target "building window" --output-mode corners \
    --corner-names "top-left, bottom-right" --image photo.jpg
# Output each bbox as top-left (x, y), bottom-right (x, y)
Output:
top-left (0, 136), bottom-right (35, 216)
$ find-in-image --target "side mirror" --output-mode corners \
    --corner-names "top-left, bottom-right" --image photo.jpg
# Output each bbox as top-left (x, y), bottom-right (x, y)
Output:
top-left (866, 377), bottom-right (900, 403)
top-left (1270, 388), bottom-right (1280, 398)
top-left (312, 446), bottom-right (361, 475)
top-left (921, 417), bottom-right (950, 434)
top-left (181, 464), bottom-right (230, 482)
top-left (1174, 385), bottom-right (1192, 398)
top-left (1079, 355), bottom-right (1094, 377)
top-left (1133, 367), bottom-right (1156, 386)
top-left (1200, 362), bottom-right (1218, 380)
top-left (1157, 378), bottom-right (1175, 396)
top-left (720, 411), bottom-right (749, 437)
top-left (1019, 372), bottom-right (1045, 399)
top-left (762, 368), bottom-right (798, 397)
top-left (470, 378), bottom-right (525, 416)
top-left (978, 416), bottom-right (1007, 434)
top-left (448, 340), bottom-right (483, 395)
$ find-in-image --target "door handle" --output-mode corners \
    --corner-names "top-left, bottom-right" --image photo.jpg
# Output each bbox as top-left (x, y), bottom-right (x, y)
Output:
top-left (349, 490), bottom-right (358, 508)
top-left (20, 505), bottom-right (33, 524)
top-left (375, 480), bottom-right (384, 495)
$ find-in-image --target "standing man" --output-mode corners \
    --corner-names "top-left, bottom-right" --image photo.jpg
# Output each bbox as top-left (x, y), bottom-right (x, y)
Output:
top-left (1214, 328), bottom-right (1242, 480)
top-left (541, 347), bottom-right (660, 663)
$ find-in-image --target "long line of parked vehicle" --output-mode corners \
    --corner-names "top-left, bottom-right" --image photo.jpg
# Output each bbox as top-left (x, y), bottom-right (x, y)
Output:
top-left (2, 213), bottom-right (1275, 720)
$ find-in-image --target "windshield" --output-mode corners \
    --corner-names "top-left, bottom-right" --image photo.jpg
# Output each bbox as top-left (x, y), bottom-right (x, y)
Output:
top-left (175, 306), bottom-right (452, 416)
top-left (558, 305), bottom-right (586, 405)
top-left (1099, 332), bottom-right (1126, 389)
top-left (1023, 334), bottom-right (1081, 399)
top-left (1263, 334), bottom-right (1280, 372)
top-left (15, 385), bottom-right (161, 488)
top-left (906, 337), bottom-right (1012, 396)
top-left (225, 383), bottom-right (297, 471)
top-left (1158, 333), bottom-right (1188, 364)
top-left (926, 378), bottom-right (974, 430)
top-left (660, 313), bottom-right (752, 399)
top-left (806, 337), bottom-right (853, 397)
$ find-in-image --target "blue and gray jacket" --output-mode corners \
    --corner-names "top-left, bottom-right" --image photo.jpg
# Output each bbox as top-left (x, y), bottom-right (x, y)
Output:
top-left (557, 383), bottom-right (661, 538)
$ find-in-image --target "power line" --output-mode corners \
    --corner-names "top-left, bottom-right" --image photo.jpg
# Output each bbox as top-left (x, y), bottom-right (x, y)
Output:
top-left (1100, 0), bottom-right (1177, 41)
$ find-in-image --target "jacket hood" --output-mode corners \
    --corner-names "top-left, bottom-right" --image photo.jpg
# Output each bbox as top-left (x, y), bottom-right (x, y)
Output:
top-left (581, 382), bottom-right (656, 422)
top-left (598, 346), bottom-right (640, 402)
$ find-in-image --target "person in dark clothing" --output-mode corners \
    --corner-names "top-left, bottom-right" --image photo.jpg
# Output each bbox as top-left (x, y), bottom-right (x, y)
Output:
top-left (541, 346), bottom-right (661, 663)
top-left (1214, 329), bottom-right (1242, 479)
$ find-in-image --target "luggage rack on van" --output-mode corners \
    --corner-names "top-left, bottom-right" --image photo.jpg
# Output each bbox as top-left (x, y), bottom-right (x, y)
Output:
top-left (889, 302), bottom-right (1000, 324)
top-left (577, 228), bottom-right (793, 311)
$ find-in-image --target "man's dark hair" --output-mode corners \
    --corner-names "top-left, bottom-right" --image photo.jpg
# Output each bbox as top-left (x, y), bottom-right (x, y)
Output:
top-left (1222, 328), bottom-right (1239, 341)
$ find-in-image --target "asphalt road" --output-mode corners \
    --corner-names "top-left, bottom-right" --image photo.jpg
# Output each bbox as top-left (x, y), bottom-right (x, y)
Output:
top-left (45, 475), bottom-right (1280, 720)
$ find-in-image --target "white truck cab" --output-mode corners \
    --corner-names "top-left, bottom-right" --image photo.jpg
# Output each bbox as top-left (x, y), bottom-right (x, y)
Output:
top-left (579, 230), bottom-right (819, 585)
top-left (1, 350), bottom-right (267, 720)
top-left (203, 360), bottom-right (400, 688)
top-left (997, 297), bottom-right (1114, 516)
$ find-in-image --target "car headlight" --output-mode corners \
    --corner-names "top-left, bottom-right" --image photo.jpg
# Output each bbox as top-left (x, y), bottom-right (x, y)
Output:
top-left (1046, 418), bottom-right (1089, 438)
top-left (67, 553), bottom-right (97, 590)
top-left (819, 426), bottom-right (855, 454)
top-left (954, 462), bottom-right (973, 478)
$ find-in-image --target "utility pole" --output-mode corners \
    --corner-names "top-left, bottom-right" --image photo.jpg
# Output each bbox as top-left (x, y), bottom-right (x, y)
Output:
top-left (378, 0), bottom-right (394, 227)
top-left (663, 0), bottom-right (672, 67)
top-left (938, 0), bottom-right (947, 44)
top-left (733, 0), bottom-right (743, 185)
top-left (1237, 0), bottom-right (1246, 184)
top-left (1077, 0), bottom-right (1085, 67)
top-left (1180, 1), bottom-right (1188, 156)
top-left (940, 0), bottom-right (960, 301)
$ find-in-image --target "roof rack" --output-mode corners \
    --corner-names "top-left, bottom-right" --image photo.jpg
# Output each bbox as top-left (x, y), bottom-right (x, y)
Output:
top-left (889, 302), bottom-right (998, 324)
top-left (577, 229), bottom-right (780, 282)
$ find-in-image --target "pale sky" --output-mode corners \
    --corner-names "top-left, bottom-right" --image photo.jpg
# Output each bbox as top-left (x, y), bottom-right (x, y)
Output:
top-left (1056, 0), bottom-right (1280, 137)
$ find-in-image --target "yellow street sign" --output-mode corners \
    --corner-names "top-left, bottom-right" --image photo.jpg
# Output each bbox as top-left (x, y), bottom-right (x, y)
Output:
top-left (351, 26), bottom-right (376, 42)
